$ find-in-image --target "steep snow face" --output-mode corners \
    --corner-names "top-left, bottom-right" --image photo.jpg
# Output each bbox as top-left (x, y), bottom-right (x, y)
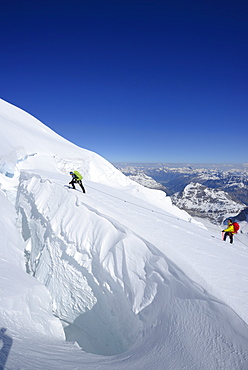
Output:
top-left (172, 182), bottom-right (246, 223)
top-left (17, 173), bottom-right (145, 355)
top-left (16, 172), bottom-right (197, 356)
top-left (0, 99), bottom-right (131, 188)
top-left (15, 172), bottom-right (248, 366)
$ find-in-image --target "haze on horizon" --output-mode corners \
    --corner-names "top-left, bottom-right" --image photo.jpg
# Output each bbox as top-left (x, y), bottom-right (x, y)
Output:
top-left (113, 162), bottom-right (248, 170)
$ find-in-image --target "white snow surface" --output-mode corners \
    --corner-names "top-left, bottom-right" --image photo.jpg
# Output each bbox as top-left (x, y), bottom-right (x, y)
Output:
top-left (0, 98), bottom-right (248, 369)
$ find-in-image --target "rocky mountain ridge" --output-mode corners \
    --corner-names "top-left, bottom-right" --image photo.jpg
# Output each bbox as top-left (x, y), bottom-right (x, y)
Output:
top-left (171, 182), bottom-right (246, 224)
top-left (116, 164), bottom-right (248, 224)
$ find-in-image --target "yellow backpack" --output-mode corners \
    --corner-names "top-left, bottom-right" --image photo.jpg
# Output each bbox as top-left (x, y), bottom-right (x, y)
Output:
top-left (73, 171), bottom-right (83, 180)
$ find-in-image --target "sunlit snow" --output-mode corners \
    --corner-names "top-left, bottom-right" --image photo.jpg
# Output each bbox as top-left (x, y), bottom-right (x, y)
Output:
top-left (0, 99), bottom-right (248, 369)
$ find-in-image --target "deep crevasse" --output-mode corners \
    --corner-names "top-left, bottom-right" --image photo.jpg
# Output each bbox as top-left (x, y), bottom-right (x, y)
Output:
top-left (16, 172), bottom-right (171, 355)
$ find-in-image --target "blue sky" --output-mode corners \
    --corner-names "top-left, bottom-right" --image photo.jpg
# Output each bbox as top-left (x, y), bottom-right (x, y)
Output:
top-left (1, 0), bottom-right (248, 163)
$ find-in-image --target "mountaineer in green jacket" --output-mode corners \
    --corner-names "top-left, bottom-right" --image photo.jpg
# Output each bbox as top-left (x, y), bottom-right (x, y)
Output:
top-left (69, 171), bottom-right (86, 193)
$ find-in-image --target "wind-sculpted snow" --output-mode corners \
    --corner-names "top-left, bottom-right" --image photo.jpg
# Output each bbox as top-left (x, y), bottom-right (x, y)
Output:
top-left (16, 172), bottom-right (172, 355)
top-left (1, 99), bottom-right (248, 369)
top-left (15, 172), bottom-right (248, 368)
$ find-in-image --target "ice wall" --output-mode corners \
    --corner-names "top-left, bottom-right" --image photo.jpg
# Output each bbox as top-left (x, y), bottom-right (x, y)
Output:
top-left (0, 189), bottom-right (64, 341)
top-left (16, 172), bottom-right (172, 355)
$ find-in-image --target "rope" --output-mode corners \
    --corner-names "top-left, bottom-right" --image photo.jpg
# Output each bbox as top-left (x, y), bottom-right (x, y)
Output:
top-left (235, 235), bottom-right (248, 248)
top-left (86, 184), bottom-right (189, 222)
top-left (72, 183), bottom-right (248, 248)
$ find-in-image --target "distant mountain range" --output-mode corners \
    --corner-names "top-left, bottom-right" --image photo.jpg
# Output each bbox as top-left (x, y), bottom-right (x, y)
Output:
top-left (115, 163), bottom-right (248, 224)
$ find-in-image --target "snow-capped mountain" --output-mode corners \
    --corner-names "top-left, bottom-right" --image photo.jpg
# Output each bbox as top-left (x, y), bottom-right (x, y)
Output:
top-left (171, 182), bottom-right (246, 224)
top-left (116, 164), bottom-right (248, 224)
top-left (1, 99), bottom-right (248, 369)
top-left (116, 163), bottom-right (248, 201)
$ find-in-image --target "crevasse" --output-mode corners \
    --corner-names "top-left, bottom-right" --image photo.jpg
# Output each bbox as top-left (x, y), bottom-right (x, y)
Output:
top-left (16, 172), bottom-right (171, 355)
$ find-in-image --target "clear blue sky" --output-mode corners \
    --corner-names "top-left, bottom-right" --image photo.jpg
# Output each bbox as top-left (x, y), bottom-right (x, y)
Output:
top-left (1, 0), bottom-right (248, 163)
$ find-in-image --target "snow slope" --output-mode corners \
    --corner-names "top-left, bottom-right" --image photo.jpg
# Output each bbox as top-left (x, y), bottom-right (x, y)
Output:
top-left (0, 98), bottom-right (248, 369)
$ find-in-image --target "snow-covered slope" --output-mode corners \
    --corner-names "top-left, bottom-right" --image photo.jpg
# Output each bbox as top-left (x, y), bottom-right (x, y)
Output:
top-left (1, 99), bottom-right (248, 369)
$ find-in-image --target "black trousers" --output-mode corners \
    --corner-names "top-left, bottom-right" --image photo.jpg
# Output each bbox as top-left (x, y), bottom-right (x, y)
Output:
top-left (69, 179), bottom-right (86, 193)
top-left (223, 232), bottom-right (233, 244)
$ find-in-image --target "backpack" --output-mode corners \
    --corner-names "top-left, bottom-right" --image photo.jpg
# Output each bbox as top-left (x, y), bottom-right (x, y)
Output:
top-left (73, 171), bottom-right (83, 180)
top-left (232, 221), bottom-right (240, 234)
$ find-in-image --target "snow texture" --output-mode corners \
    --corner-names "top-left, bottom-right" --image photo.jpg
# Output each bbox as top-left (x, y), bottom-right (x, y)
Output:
top-left (0, 98), bottom-right (248, 369)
